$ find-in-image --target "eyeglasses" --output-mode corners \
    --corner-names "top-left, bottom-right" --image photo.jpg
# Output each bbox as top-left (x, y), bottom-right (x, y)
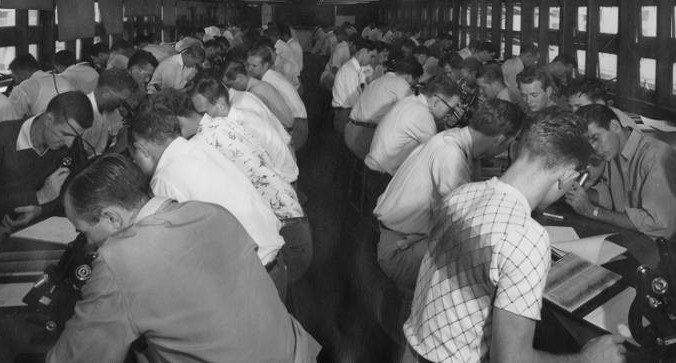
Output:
top-left (435, 95), bottom-right (454, 111)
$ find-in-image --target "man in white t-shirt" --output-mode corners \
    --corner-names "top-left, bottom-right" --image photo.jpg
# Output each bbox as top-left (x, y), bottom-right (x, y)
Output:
top-left (375, 100), bottom-right (524, 289)
top-left (403, 108), bottom-right (625, 363)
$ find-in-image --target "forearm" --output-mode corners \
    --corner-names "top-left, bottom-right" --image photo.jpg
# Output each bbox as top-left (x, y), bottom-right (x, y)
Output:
top-left (587, 207), bottom-right (637, 231)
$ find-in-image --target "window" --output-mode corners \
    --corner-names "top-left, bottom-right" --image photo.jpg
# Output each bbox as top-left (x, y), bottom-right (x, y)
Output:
top-left (599, 7), bottom-right (618, 34)
top-left (0, 9), bottom-right (16, 27)
top-left (512, 44), bottom-right (520, 56)
top-left (549, 7), bottom-right (560, 30)
top-left (29, 44), bottom-right (38, 60)
top-left (466, 5), bottom-right (471, 26)
top-left (672, 64), bottom-right (676, 94)
top-left (94, 35), bottom-right (102, 44)
top-left (28, 10), bottom-right (39, 26)
top-left (576, 50), bottom-right (586, 75)
top-left (0, 46), bottom-right (16, 72)
top-left (477, 5), bottom-right (482, 27)
top-left (534, 7), bottom-right (539, 28)
top-left (55, 41), bottom-right (66, 53)
top-left (76, 39), bottom-right (82, 61)
top-left (95, 2), bottom-right (101, 23)
top-left (486, 4), bottom-right (492, 28)
top-left (578, 7), bottom-right (587, 32)
top-left (500, 38), bottom-right (506, 59)
top-left (641, 6), bottom-right (657, 37)
top-left (598, 52), bottom-right (617, 80)
top-left (513, 5), bottom-right (521, 31)
top-left (501, 3), bottom-right (506, 30)
top-left (465, 32), bottom-right (470, 47)
top-left (549, 45), bottom-right (559, 63)
top-left (640, 58), bottom-right (656, 90)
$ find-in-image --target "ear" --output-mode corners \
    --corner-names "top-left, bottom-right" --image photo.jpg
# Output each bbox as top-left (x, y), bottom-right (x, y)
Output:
top-left (100, 207), bottom-right (124, 230)
top-left (609, 119), bottom-right (623, 132)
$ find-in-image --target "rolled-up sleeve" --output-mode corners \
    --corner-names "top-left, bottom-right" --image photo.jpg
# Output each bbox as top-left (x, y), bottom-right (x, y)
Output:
top-left (46, 258), bottom-right (137, 363)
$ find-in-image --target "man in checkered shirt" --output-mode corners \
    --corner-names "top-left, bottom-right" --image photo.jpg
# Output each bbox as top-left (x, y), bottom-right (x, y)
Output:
top-left (403, 108), bottom-right (627, 363)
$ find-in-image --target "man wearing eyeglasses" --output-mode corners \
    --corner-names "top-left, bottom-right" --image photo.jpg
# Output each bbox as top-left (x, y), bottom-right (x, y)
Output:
top-left (365, 76), bottom-right (461, 176)
top-left (0, 91), bottom-right (93, 232)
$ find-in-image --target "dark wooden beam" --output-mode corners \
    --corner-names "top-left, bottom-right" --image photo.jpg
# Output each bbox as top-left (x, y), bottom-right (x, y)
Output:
top-left (655, 0), bottom-right (673, 105)
top-left (560, 0), bottom-right (575, 55)
top-left (504, 0), bottom-right (513, 59)
top-left (521, 0), bottom-right (534, 45)
top-left (537, 0), bottom-right (549, 65)
top-left (616, 0), bottom-right (638, 99)
top-left (585, 0), bottom-right (599, 79)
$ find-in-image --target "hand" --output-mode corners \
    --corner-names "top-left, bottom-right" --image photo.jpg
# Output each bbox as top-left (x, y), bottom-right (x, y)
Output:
top-left (2, 205), bottom-right (43, 230)
top-left (565, 182), bottom-right (595, 217)
top-left (584, 162), bottom-right (605, 190)
top-left (580, 334), bottom-right (626, 363)
top-left (37, 167), bottom-right (71, 205)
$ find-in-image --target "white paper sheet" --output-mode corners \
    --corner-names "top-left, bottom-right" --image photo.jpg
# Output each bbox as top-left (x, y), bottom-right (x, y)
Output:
top-left (0, 282), bottom-right (32, 307)
top-left (583, 287), bottom-right (638, 346)
top-left (11, 216), bottom-right (77, 245)
top-left (545, 227), bottom-right (627, 265)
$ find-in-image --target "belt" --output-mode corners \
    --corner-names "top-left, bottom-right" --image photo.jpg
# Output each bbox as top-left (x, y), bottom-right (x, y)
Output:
top-left (348, 119), bottom-right (378, 128)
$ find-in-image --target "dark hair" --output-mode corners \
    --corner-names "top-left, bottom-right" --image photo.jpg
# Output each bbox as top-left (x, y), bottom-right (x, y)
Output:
top-left (91, 43), bottom-right (110, 57)
top-left (247, 45), bottom-right (273, 65)
top-left (470, 99), bottom-right (524, 138)
top-left (478, 64), bottom-right (505, 86)
top-left (517, 66), bottom-right (554, 90)
top-left (563, 78), bottom-right (608, 102)
top-left (477, 41), bottom-right (495, 53)
top-left (278, 23), bottom-right (292, 38)
top-left (421, 75), bottom-right (461, 98)
top-left (353, 38), bottom-right (377, 53)
top-left (46, 91), bottom-right (94, 129)
top-left (223, 60), bottom-right (247, 80)
top-left (460, 57), bottom-right (483, 77)
top-left (373, 41), bottom-right (390, 53)
top-left (54, 50), bottom-right (76, 68)
top-left (439, 52), bottom-right (463, 70)
top-left (129, 102), bottom-right (182, 145)
top-left (392, 57), bottom-right (423, 78)
top-left (413, 45), bottom-right (430, 56)
top-left (148, 88), bottom-right (198, 118)
top-left (575, 104), bottom-right (619, 130)
top-left (9, 54), bottom-right (39, 72)
top-left (128, 50), bottom-right (158, 69)
top-left (519, 108), bottom-right (592, 170)
top-left (189, 77), bottom-right (229, 106)
top-left (182, 45), bottom-right (206, 61)
top-left (65, 154), bottom-right (152, 223)
top-left (266, 24), bottom-right (281, 38)
top-left (520, 43), bottom-right (539, 56)
top-left (552, 53), bottom-right (577, 68)
top-left (98, 68), bottom-right (139, 94)
top-left (110, 39), bottom-right (133, 53)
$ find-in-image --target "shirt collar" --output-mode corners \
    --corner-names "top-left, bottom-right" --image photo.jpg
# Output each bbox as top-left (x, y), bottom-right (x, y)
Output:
top-left (491, 177), bottom-right (532, 211)
top-left (16, 114), bottom-right (44, 154)
top-left (621, 129), bottom-right (643, 161)
top-left (87, 92), bottom-right (101, 115)
top-left (348, 57), bottom-right (360, 71)
top-left (156, 137), bottom-right (189, 172)
top-left (416, 93), bottom-right (428, 107)
top-left (135, 196), bottom-right (173, 222)
top-left (177, 53), bottom-right (185, 67)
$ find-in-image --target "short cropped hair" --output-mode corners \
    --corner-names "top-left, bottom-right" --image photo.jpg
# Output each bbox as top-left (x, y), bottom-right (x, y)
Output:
top-left (392, 57), bottom-right (423, 78)
top-left (439, 53), bottom-right (463, 70)
top-left (223, 60), bottom-right (247, 80)
top-left (91, 42), bottom-right (110, 57)
top-left (460, 58), bottom-right (483, 78)
top-left (182, 45), bottom-right (206, 61)
top-left (353, 38), bottom-right (377, 52)
top-left (520, 43), bottom-right (539, 56)
top-left (421, 75), bottom-right (460, 98)
top-left (46, 91), bottom-right (94, 129)
top-left (9, 54), bottom-right (39, 73)
top-left (129, 102), bottom-right (182, 145)
top-left (575, 104), bottom-right (618, 130)
top-left (54, 50), bottom-right (76, 68)
top-left (478, 64), bottom-right (505, 85)
top-left (517, 66), bottom-right (554, 90)
top-left (470, 99), bottom-right (524, 138)
top-left (519, 108), bottom-right (592, 170)
top-left (98, 68), bottom-right (139, 94)
top-left (65, 154), bottom-right (152, 223)
top-left (148, 88), bottom-right (198, 118)
top-left (552, 53), bottom-right (577, 68)
top-left (190, 77), bottom-right (230, 106)
top-left (563, 78), bottom-right (608, 102)
top-left (477, 41), bottom-right (495, 53)
top-left (110, 39), bottom-right (133, 53)
top-left (278, 23), bottom-right (292, 38)
top-left (128, 50), bottom-right (158, 69)
top-left (247, 45), bottom-right (273, 65)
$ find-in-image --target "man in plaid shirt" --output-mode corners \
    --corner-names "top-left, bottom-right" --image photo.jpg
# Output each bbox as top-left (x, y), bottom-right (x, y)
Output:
top-left (403, 108), bottom-right (627, 363)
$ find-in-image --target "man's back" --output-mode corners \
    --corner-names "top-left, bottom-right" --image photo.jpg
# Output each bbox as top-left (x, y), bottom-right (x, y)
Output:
top-left (350, 72), bottom-right (412, 123)
top-left (8, 71), bottom-right (74, 119)
top-left (48, 200), bottom-right (296, 362)
top-left (404, 178), bottom-right (550, 362)
top-left (60, 63), bottom-right (99, 95)
top-left (262, 69), bottom-right (307, 119)
top-left (151, 137), bottom-right (284, 265)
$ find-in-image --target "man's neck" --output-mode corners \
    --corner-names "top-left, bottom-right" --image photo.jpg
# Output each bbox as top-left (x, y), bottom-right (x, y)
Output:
top-left (616, 128), bottom-right (632, 153)
top-left (29, 114), bottom-right (48, 154)
top-left (468, 128), bottom-right (496, 159)
top-left (499, 158), bottom-right (554, 211)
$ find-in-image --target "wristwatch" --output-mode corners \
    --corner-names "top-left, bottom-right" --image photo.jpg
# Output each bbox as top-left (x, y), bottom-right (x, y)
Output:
top-left (592, 207), bottom-right (600, 217)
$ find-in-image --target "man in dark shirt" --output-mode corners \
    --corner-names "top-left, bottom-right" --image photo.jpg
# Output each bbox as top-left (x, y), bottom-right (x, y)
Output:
top-left (0, 91), bottom-right (93, 231)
